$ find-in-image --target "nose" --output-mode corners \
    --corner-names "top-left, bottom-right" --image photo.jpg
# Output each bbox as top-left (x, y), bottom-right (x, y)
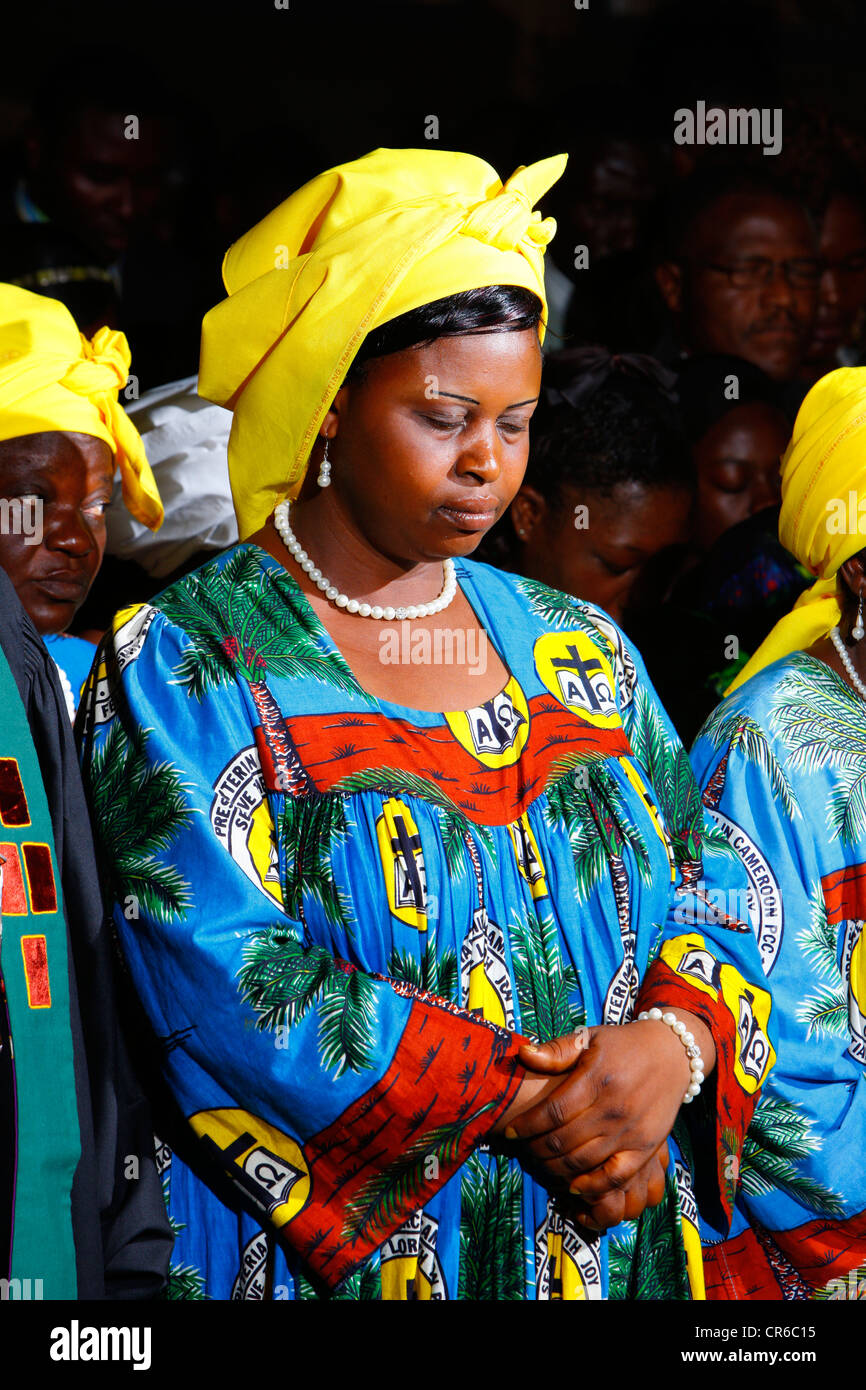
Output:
top-left (455, 422), bottom-right (502, 483)
top-left (44, 506), bottom-right (98, 557)
top-left (112, 177), bottom-right (134, 223)
top-left (821, 264), bottom-right (841, 307)
top-left (760, 262), bottom-right (796, 309)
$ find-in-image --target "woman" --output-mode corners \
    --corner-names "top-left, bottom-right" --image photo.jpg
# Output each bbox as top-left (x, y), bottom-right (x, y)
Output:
top-left (676, 353), bottom-right (790, 556)
top-left (690, 367), bottom-right (866, 1299)
top-left (80, 148), bottom-right (773, 1301)
top-left (633, 353), bottom-right (803, 744)
top-left (478, 347), bottom-right (693, 625)
top-left (0, 283), bottom-right (163, 713)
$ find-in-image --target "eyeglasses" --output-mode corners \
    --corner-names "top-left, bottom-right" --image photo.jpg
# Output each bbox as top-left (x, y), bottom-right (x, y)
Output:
top-left (824, 253), bottom-right (866, 277)
top-left (699, 258), bottom-right (822, 288)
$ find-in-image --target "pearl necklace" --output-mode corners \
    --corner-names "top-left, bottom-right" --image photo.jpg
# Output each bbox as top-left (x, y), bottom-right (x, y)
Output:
top-left (273, 501), bottom-right (458, 620)
top-left (829, 625), bottom-right (866, 701)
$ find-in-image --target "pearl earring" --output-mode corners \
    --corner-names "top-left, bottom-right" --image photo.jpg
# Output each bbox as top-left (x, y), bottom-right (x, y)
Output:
top-left (853, 590), bottom-right (864, 643)
top-left (317, 438), bottom-right (332, 488)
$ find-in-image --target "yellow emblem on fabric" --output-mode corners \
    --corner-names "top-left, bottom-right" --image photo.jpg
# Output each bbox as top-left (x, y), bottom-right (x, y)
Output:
top-left (546, 1227), bottom-right (586, 1299)
top-left (674, 1158), bottom-right (706, 1301)
top-left (534, 1204), bottom-right (601, 1299)
top-left (619, 758), bottom-right (676, 882)
top-left (379, 1211), bottom-right (444, 1299)
top-left (460, 908), bottom-right (514, 1028)
top-left (682, 1215), bottom-right (706, 1301)
top-left (847, 923), bottom-right (866, 1037)
top-left (444, 675), bottom-right (530, 768)
top-left (659, 935), bottom-right (775, 1093)
top-left (533, 631), bottom-right (621, 729)
top-left (719, 970), bottom-right (774, 1094)
top-left (659, 933), bottom-right (721, 1000)
top-left (376, 797), bottom-right (428, 930)
top-left (189, 1108), bottom-right (310, 1229)
top-left (81, 603), bottom-right (159, 732)
top-left (508, 813), bottom-right (549, 900)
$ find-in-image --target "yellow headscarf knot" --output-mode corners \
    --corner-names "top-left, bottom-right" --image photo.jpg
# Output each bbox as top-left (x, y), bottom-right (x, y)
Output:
top-left (198, 147), bottom-right (567, 539)
top-left (460, 163), bottom-right (559, 254)
top-left (0, 284), bottom-right (163, 530)
top-left (726, 366), bottom-right (866, 693)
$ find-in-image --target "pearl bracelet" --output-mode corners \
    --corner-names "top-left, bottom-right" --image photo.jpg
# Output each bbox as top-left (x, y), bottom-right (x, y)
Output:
top-left (637, 1008), bottom-right (706, 1105)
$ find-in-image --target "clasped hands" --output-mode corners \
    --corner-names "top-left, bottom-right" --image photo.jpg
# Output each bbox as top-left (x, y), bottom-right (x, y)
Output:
top-left (493, 1012), bottom-right (715, 1232)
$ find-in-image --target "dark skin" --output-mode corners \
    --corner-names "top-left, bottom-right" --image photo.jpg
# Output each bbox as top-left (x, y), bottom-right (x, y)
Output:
top-left (510, 479), bottom-right (691, 624)
top-left (0, 431), bottom-right (113, 635)
top-left (692, 401), bottom-right (789, 552)
top-left (561, 138), bottom-right (657, 263)
top-left (656, 193), bottom-right (819, 382)
top-left (250, 328), bottom-right (716, 1228)
top-left (27, 108), bottom-right (176, 258)
top-left (807, 556), bottom-right (866, 693)
top-left (802, 193), bottom-right (866, 378)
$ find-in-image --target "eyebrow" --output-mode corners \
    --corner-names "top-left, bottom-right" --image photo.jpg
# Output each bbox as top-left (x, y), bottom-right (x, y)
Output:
top-left (438, 391), bottom-right (539, 408)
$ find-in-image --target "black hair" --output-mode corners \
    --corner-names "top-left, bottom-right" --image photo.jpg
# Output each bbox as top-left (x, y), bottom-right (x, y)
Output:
top-left (345, 285), bottom-right (543, 381)
top-left (475, 356), bottom-right (692, 571)
top-left (526, 362), bottom-right (693, 507)
top-left (675, 353), bottom-right (789, 443)
top-left (32, 48), bottom-right (183, 140)
top-left (654, 166), bottom-right (810, 264)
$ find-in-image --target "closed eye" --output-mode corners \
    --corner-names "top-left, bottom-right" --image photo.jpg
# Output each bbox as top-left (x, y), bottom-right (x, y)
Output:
top-left (420, 414), bottom-right (466, 431)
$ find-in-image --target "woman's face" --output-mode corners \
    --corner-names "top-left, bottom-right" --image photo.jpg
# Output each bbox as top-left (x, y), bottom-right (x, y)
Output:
top-left (512, 478), bottom-right (691, 623)
top-left (692, 401), bottom-right (790, 551)
top-left (326, 328), bottom-right (543, 563)
top-left (0, 430), bottom-right (114, 634)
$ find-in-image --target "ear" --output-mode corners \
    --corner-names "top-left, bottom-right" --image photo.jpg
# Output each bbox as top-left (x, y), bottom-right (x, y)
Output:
top-left (321, 385), bottom-right (348, 440)
top-left (655, 260), bottom-right (683, 314)
top-left (840, 554), bottom-right (866, 600)
top-left (510, 487), bottom-right (548, 541)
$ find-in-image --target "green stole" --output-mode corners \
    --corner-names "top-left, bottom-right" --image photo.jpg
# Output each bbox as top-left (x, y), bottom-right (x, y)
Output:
top-left (0, 649), bottom-right (80, 1297)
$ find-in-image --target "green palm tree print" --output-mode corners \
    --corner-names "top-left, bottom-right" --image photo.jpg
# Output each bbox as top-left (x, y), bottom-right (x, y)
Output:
top-left (84, 721), bottom-right (193, 923)
top-left (237, 926), bottom-right (379, 1076)
top-left (796, 889), bottom-right (848, 1041)
top-left (458, 1151), bottom-right (524, 1299)
top-left (770, 657), bottom-right (866, 843)
top-left (740, 1094), bottom-right (845, 1217)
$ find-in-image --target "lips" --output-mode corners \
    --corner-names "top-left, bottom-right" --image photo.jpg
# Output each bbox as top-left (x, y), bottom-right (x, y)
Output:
top-left (34, 571), bottom-right (90, 601)
top-left (750, 326), bottom-right (799, 340)
top-left (437, 496), bottom-right (499, 531)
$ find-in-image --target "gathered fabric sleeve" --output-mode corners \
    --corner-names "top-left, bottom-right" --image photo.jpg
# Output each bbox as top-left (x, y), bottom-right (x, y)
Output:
top-left (78, 603), bottom-right (523, 1290)
top-left (609, 631), bottom-right (777, 1231)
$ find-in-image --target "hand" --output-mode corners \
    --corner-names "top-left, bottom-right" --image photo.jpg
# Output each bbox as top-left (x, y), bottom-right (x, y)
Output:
top-left (504, 1013), bottom-right (712, 1200)
top-left (575, 1141), bottom-right (669, 1232)
top-left (492, 1028), bottom-right (591, 1137)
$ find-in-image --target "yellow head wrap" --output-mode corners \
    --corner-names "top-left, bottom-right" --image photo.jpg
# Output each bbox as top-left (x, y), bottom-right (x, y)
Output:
top-left (198, 146), bottom-right (567, 539)
top-left (0, 283), bottom-right (163, 529)
top-left (727, 366), bottom-right (866, 693)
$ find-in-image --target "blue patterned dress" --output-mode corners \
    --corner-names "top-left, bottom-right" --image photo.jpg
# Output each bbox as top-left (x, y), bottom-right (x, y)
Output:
top-left (78, 545), bottom-right (774, 1300)
top-left (691, 652), bottom-right (866, 1298)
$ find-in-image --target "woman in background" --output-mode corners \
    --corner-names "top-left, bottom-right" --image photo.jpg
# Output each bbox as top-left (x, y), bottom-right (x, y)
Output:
top-left (635, 354), bottom-right (805, 742)
top-left (479, 347), bottom-right (693, 626)
top-left (0, 284), bottom-right (162, 714)
top-left (691, 368), bottom-right (866, 1298)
